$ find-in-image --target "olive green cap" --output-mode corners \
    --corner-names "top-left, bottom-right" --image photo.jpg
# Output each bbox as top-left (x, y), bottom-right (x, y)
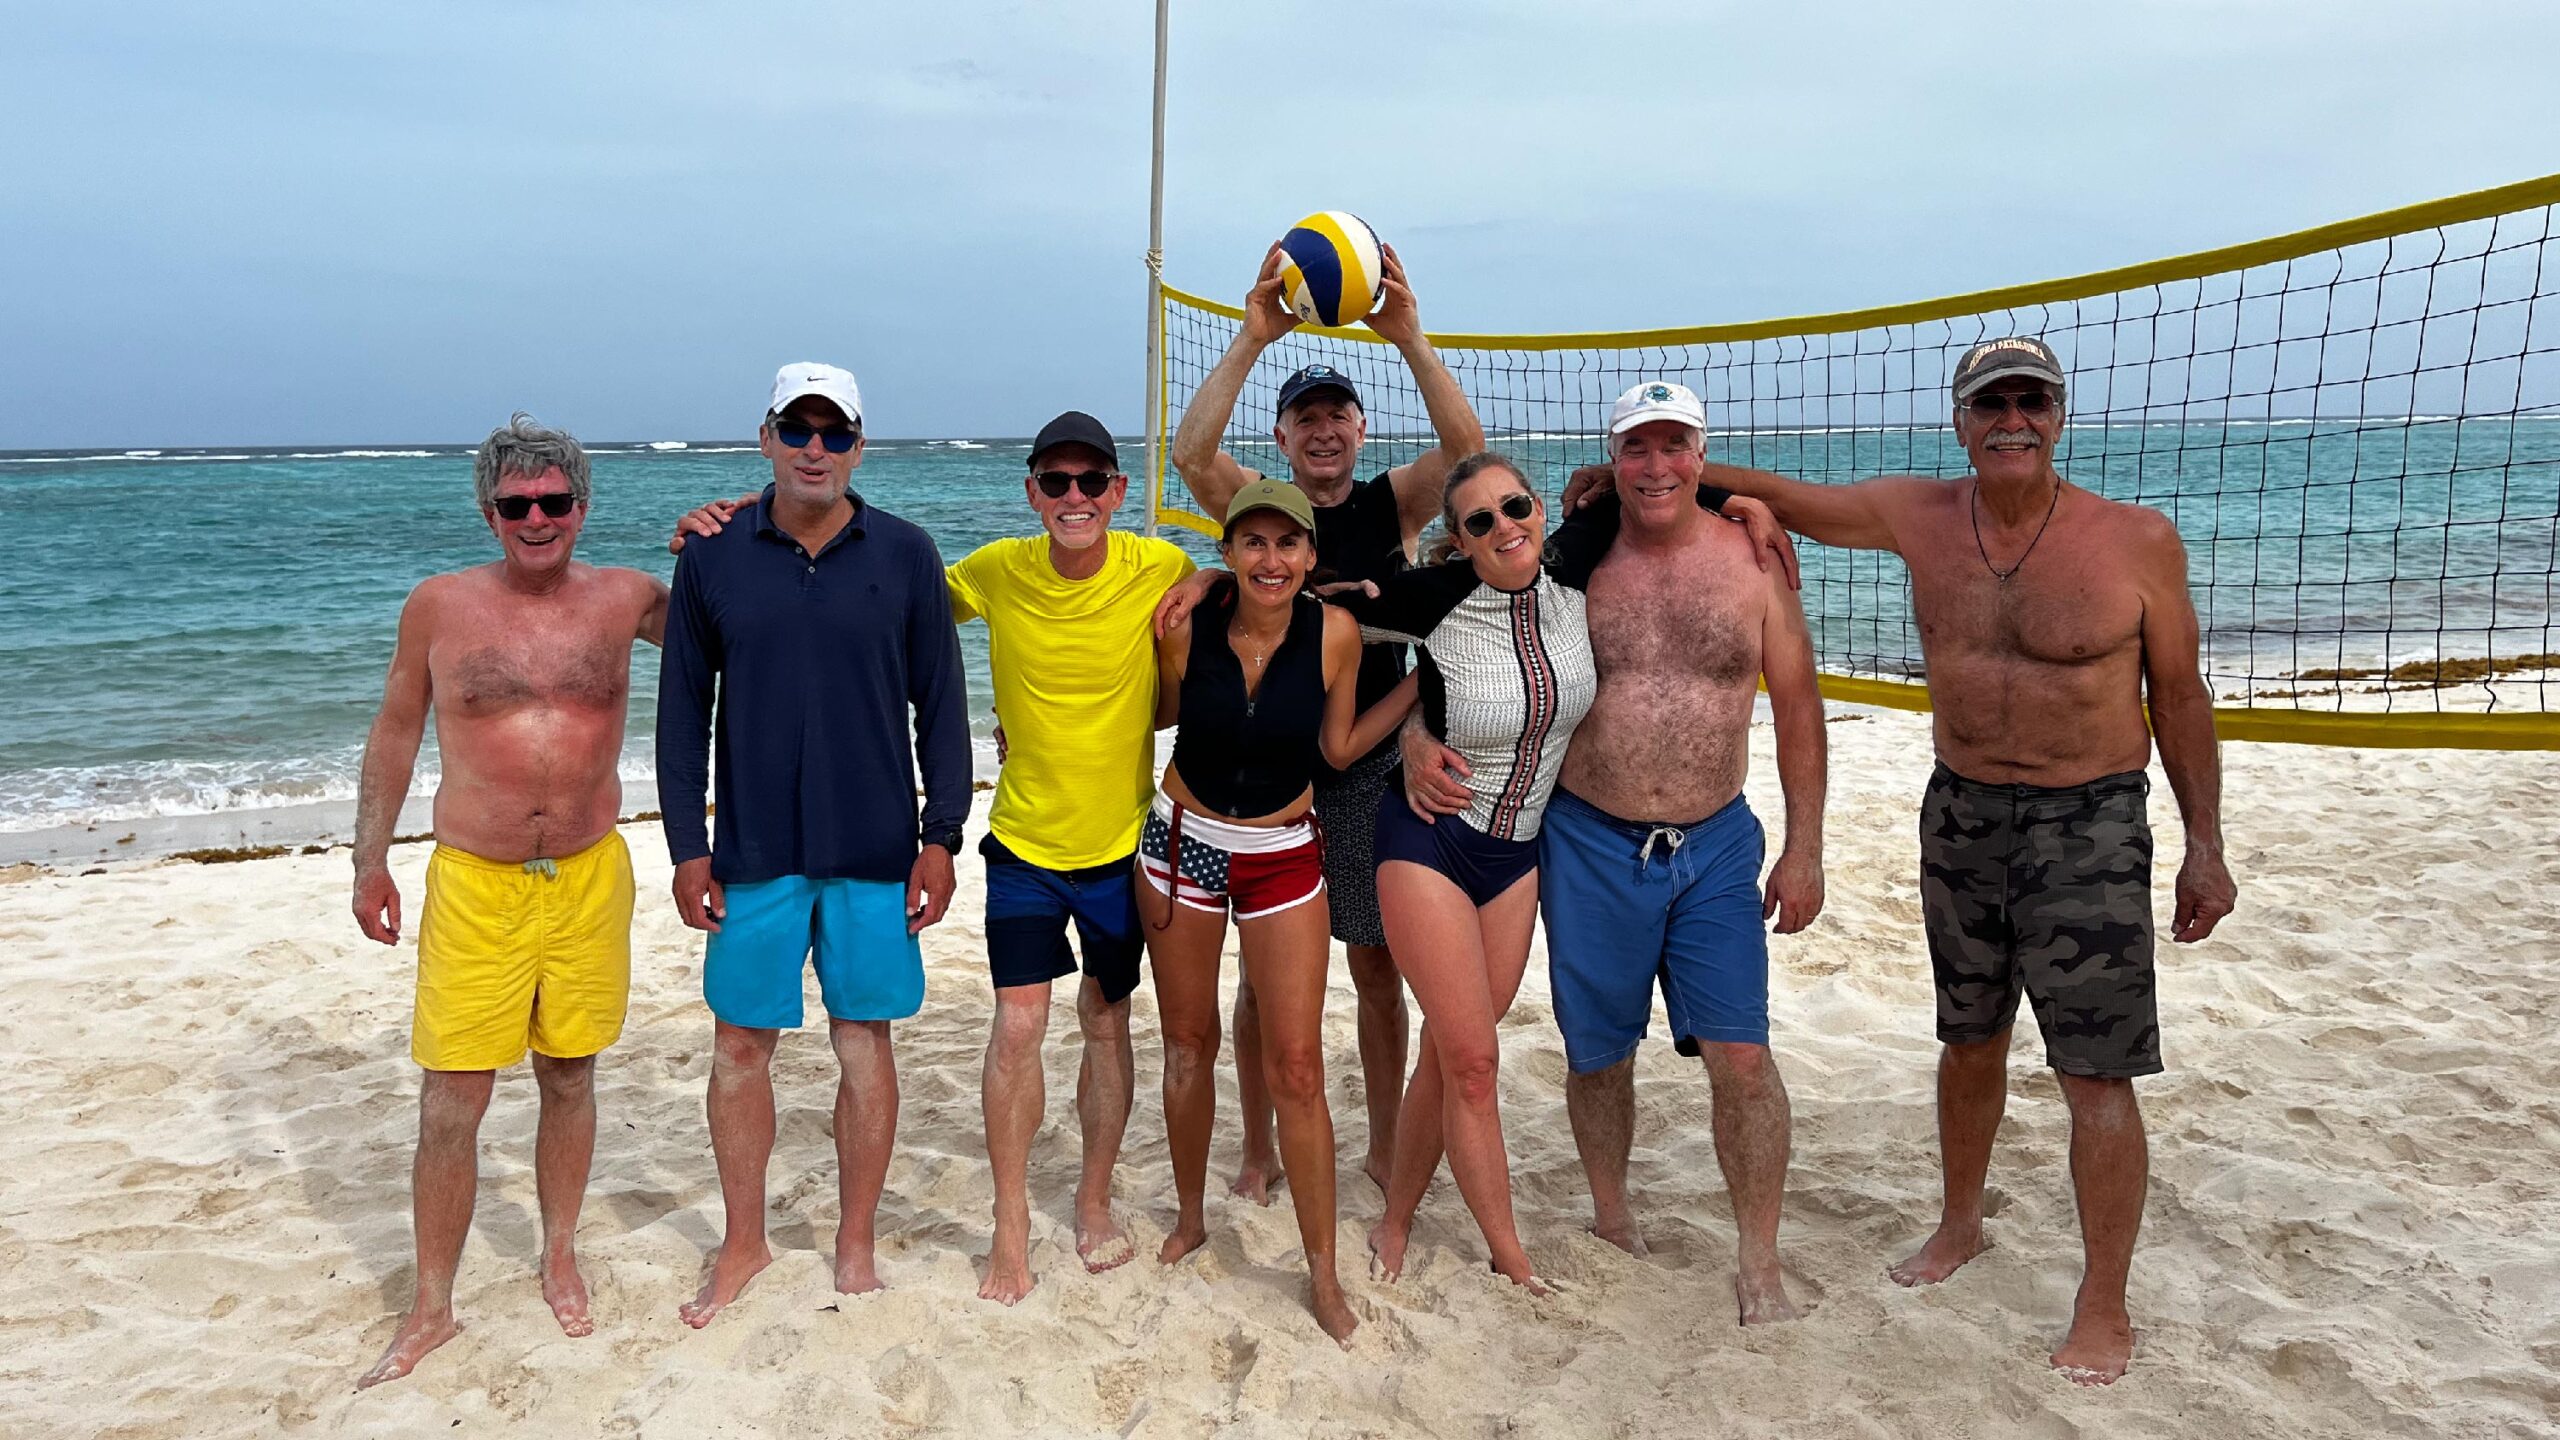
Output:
top-left (1222, 477), bottom-right (1317, 538)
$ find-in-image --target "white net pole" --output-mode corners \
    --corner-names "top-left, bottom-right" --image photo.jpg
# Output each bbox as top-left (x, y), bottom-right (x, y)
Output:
top-left (1140, 0), bottom-right (1170, 538)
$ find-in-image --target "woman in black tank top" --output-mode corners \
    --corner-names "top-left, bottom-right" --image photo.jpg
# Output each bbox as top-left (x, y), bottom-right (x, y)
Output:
top-left (1142, 486), bottom-right (1417, 1344)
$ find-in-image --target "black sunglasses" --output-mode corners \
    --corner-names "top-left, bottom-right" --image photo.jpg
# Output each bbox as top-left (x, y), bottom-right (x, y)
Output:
top-left (771, 418), bottom-right (862, 453)
top-left (1965, 390), bottom-right (2057, 419)
top-left (1033, 470), bottom-right (1118, 499)
top-left (1460, 492), bottom-right (1537, 537)
top-left (492, 492), bottom-right (578, 521)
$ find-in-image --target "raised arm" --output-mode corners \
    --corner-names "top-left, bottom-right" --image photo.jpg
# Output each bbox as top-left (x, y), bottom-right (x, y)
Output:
top-left (351, 581), bottom-right (438, 944)
top-left (2134, 511), bottom-right (2235, 943)
top-left (668, 492), bottom-right (764, 555)
top-left (1704, 463), bottom-right (1910, 554)
top-left (1368, 246), bottom-right (1486, 546)
top-left (1757, 568), bottom-right (1827, 934)
top-left (1319, 608), bottom-right (1418, 767)
top-left (1170, 243), bottom-right (1300, 520)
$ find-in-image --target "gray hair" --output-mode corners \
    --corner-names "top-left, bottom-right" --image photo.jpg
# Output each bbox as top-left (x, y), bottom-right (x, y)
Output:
top-left (473, 413), bottom-right (591, 509)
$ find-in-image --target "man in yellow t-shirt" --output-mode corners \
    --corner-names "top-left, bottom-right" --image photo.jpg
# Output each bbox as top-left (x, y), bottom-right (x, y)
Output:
top-left (945, 411), bottom-right (1194, 1305)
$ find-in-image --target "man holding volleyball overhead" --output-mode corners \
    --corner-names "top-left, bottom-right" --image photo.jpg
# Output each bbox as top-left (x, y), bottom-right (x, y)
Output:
top-left (1169, 236), bottom-right (1483, 1201)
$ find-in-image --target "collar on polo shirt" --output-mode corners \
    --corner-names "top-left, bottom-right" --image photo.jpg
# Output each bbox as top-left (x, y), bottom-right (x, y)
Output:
top-left (749, 483), bottom-right (868, 543)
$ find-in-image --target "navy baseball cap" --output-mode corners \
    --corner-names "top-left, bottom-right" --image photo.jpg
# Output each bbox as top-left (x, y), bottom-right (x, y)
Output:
top-left (1029, 410), bottom-right (1119, 470)
top-left (1275, 364), bottom-right (1362, 418)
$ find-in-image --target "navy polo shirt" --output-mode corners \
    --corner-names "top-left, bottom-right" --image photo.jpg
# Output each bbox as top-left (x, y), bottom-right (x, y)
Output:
top-left (656, 485), bottom-right (972, 886)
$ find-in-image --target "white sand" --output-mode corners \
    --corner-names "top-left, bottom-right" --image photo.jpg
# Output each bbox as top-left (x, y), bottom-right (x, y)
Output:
top-left (3, 710), bottom-right (2555, 1438)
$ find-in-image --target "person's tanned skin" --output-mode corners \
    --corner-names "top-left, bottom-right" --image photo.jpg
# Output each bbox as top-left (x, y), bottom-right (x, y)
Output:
top-left (1411, 418), bottom-right (1826, 1325)
top-left (349, 465), bottom-right (668, 1389)
top-left (1566, 375), bottom-right (2238, 1382)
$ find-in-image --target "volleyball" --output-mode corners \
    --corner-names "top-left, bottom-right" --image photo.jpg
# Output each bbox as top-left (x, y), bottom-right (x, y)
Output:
top-left (1276, 211), bottom-right (1386, 328)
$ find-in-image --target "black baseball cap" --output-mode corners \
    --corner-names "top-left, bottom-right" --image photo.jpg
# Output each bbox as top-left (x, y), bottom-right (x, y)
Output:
top-left (1275, 364), bottom-right (1361, 418)
top-left (1952, 337), bottom-right (2067, 403)
top-left (1028, 411), bottom-right (1119, 470)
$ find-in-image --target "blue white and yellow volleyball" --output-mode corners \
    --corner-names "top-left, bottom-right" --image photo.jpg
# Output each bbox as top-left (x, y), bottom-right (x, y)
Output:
top-left (1277, 211), bottom-right (1386, 328)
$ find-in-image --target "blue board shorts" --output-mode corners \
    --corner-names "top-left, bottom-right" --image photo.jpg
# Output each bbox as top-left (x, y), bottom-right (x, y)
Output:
top-left (703, 874), bottom-right (924, 1029)
top-left (1541, 787), bottom-right (1769, 1073)
top-left (981, 834), bottom-right (1144, 1003)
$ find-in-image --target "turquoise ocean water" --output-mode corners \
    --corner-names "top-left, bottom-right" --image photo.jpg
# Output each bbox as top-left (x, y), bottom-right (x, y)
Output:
top-left (1, 420), bottom-right (2551, 836)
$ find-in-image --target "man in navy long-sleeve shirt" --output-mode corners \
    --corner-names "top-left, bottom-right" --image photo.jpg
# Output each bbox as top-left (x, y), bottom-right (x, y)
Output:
top-left (656, 361), bottom-right (971, 1325)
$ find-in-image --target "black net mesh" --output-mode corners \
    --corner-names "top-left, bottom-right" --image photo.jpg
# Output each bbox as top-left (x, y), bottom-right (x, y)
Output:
top-left (1155, 196), bottom-right (2559, 722)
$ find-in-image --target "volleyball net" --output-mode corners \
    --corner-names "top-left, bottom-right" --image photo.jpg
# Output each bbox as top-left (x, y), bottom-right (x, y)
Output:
top-left (1147, 175), bottom-right (2560, 750)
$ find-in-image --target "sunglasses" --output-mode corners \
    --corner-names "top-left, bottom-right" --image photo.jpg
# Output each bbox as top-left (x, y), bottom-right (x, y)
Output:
top-left (491, 492), bottom-right (578, 521)
top-left (771, 418), bottom-right (862, 453)
top-left (1033, 470), bottom-right (1118, 499)
top-left (1460, 492), bottom-right (1537, 537)
top-left (1965, 390), bottom-right (2058, 419)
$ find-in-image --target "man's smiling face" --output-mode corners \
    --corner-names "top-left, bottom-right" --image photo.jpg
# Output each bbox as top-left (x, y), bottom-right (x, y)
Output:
top-left (484, 466), bottom-right (585, 572)
top-left (1956, 379), bottom-right (2062, 486)
top-left (1025, 444), bottom-right (1125, 552)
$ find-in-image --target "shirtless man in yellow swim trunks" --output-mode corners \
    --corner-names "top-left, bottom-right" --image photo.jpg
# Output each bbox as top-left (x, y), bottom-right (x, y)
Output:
top-left (348, 414), bottom-right (668, 1389)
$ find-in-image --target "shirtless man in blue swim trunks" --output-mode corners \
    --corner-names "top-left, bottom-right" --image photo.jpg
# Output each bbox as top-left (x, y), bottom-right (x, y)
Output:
top-left (1408, 381), bottom-right (1828, 1326)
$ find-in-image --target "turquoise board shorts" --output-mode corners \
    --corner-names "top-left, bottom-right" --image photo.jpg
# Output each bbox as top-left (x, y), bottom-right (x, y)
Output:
top-left (703, 875), bottom-right (923, 1028)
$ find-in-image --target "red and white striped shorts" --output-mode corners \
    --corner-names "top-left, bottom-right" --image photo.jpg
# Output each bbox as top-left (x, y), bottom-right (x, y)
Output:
top-left (1138, 793), bottom-right (1326, 920)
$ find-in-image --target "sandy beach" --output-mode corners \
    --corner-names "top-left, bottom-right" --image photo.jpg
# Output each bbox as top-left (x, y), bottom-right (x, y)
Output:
top-left (3, 707), bottom-right (2555, 1438)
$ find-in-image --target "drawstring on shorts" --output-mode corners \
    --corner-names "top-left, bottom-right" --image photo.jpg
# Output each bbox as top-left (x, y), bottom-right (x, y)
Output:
top-left (1150, 802), bottom-right (1187, 932)
top-left (1637, 825), bottom-right (1686, 871)
top-left (522, 857), bottom-right (559, 881)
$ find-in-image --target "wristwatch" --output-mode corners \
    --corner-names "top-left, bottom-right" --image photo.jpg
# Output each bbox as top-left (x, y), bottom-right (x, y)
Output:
top-left (922, 826), bottom-right (965, 856)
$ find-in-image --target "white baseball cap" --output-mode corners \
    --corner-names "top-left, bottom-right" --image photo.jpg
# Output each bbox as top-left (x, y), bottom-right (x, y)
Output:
top-left (767, 362), bottom-right (863, 426)
top-left (1608, 380), bottom-right (1706, 436)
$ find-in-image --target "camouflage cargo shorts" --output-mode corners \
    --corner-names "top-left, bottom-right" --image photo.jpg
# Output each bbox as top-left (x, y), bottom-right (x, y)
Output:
top-left (1918, 762), bottom-right (2161, 1078)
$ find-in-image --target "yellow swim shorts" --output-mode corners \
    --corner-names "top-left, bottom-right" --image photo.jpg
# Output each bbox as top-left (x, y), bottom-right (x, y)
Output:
top-left (413, 829), bottom-right (633, 1071)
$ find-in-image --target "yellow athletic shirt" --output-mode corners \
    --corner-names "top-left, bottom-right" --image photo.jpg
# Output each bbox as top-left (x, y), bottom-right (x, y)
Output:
top-left (947, 530), bottom-right (1196, 870)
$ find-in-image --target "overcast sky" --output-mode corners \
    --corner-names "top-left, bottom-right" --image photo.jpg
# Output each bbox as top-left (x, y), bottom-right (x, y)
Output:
top-left (5, 1), bottom-right (2556, 447)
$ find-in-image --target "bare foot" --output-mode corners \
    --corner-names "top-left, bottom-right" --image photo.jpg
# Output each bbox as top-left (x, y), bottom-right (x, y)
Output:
top-left (1310, 1279), bottom-right (1359, 1346)
top-left (834, 1243), bottom-right (885, 1297)
top-left (1076, 1209), bottom-right (1134, 1275)
top-left (679, 1241), bottom-right (773, 1328)
top-left (1733, 1261), bottom-right (1800, 1326)
top-left (978, 1233), bottom-right (1034, 1305)
top-left (1227, 1158), bottom-right (1285, 1206)
top-left (1491, 1259), bottom-right (1552, 1298)
top-left (2051, 1310), bottom-right (2135, 1385)
top-left (1362, 1153), bottom-right (1392, 1195)
top-left (1589, 1215), bottom-right (1647, 1258)
top-left (1887, 1220), bottom-right (1990, 1287)
top-left (540, 1251), bottom-right (594, 1337)
top-left (1157, 1218), bottom-right (1208, 1266)
top-left (356, 1308), bottom-right (460, 1390)
top-left (1365, 1221), bottom-right (1409, 1282)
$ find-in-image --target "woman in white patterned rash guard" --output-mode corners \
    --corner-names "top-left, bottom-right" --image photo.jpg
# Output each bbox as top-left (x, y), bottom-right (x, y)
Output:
top-left (1322, 451), bottom-right (1603, 1290)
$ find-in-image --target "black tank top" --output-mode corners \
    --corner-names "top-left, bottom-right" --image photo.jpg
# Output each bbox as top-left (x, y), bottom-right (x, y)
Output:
top-left (1312, 473), bottom-right (1409, 732)
top-left (1170, 591), bottom-right (1328, 818)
